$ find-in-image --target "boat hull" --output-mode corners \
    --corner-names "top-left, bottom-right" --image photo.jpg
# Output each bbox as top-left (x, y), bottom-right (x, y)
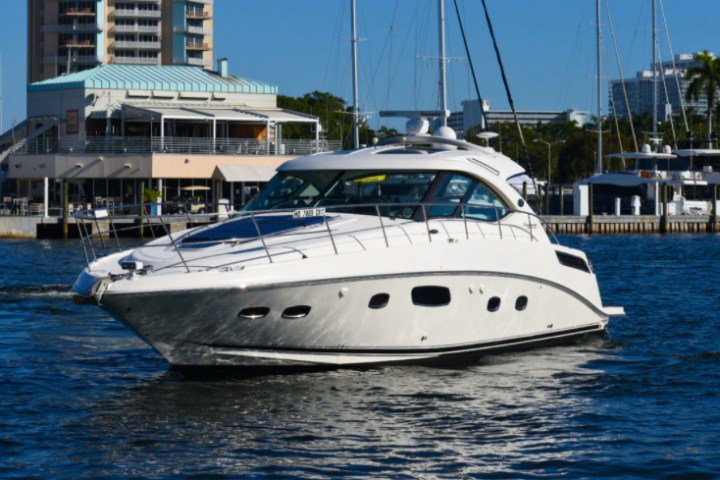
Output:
top-left (99, 271), bottom-right (610, 368)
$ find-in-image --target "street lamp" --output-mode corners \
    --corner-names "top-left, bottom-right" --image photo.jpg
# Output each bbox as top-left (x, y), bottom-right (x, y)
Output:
top-left (532, 138), bottom-right (565, 214)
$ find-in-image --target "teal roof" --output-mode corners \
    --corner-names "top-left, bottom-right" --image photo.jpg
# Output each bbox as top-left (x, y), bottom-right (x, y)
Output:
top-left (28, 65), bottom-right (277, 94)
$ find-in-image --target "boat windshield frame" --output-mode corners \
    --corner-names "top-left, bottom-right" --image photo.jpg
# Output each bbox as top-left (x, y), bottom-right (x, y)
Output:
top-left (242, 169), bottom-right (511, 221)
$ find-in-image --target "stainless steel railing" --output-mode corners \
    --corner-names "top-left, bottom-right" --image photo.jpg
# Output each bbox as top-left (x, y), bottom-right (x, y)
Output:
top-left (74, 202), bottom-right (559, 272)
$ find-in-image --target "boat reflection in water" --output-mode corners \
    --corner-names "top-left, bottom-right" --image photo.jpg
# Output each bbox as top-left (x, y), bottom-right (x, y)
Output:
top-left (79, 339), bottom-right (613, 476)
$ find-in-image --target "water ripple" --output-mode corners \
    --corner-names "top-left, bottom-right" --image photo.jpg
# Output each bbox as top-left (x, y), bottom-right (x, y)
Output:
top-left (1, 235), bottom-right (720, 478)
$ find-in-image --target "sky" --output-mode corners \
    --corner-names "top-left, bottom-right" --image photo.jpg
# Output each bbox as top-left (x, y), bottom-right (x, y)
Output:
top-left (1, 0), bottom-right (720, 133)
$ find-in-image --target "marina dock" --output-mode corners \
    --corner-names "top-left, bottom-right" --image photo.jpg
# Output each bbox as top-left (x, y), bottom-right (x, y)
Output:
top-left (1, 214), bottom-right (718, 239)
top-left (543, 214), bottom-right (718, 234)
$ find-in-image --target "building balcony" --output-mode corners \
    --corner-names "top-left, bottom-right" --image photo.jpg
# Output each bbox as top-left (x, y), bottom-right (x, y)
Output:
top-left (41, 23), bottom-right (102, 33)
top-left (111, 24), bottom-right (160, 34)
top-left (186, 10), bottom-right (212, 20)
top-left (111, 56), bottom-right (161, 65)
top-left (182, 25), bottom-right (213, 35)
top-left (112, 9), bottom-right (162, 19)
top-left (186, 42), bottom-right (211, 51)
top-left (186, 56), bottom-right (212, 67)
top-left (60, 8), bottom-right (96, 17)
top-left (112, 41), bottom-right (161, 50)
top-left (188, 0), bottom-right (213, 4)
top-left (62, 40), bottom-right (96, 48)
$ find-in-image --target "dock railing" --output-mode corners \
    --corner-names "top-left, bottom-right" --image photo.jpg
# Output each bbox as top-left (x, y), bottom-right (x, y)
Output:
top-left (74, 202), bottom-right (559, 272)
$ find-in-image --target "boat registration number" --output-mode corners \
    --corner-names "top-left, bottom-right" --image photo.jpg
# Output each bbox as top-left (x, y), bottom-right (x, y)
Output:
top-left (293, 208), bottom-right (326, 219)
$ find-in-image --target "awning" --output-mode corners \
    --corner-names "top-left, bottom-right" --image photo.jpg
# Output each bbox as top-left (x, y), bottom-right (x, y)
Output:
top-left (212, 164), bottom-right (279, 182)
top-left (123, 105), bottom-right (209, 121)
top-left (248, 109), bottom-right (318, 123)
top-left (191, 108), bottom-right (265, 122)
top-left (121, 104), bottom-right (318, 124)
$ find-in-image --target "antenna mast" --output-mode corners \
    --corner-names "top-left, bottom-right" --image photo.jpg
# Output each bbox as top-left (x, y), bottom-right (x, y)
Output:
top-left (652, 0), bottom-right (658, 150)
top-left (596, 0), bottom-right (603, 173)
top-left (351, 0), bottom-right (360, 149)
top-left (438, 0), bottom-right (448, 127)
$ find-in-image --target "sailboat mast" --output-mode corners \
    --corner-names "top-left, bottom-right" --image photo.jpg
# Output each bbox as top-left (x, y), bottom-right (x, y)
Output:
top-left (351, 0), bottom-right (360, 149)
top-left (651, 0), bottom-right (658, 149)
top-left (596, 0), bottom-right (603, 173)
top-left (438, 0), bottom-right (448, 127)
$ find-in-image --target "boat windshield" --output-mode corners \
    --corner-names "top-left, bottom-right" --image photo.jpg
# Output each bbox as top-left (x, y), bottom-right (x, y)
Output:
top-left (243, 170), bottom-right (509, 221)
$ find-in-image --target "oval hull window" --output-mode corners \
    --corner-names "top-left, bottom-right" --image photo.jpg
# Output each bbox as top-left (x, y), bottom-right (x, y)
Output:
top-left (411, 286), bottom-right (451, 307)
top-left (238, 307), bottom-right (270, 319)
top-left (487, 296), bottom-right (501, 312)
top-left (515, 296), bottom-right (528, 311)
top-left (282, 305), bottom-right (311, 319)
top-left (369, 293), bottom-right (390, 309)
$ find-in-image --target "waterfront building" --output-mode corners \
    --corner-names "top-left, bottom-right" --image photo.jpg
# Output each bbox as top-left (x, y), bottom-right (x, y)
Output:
top-left (608, 52), bottom-right (716, 121)
top-left (28, 0), bottom-right (214, 83)
top-left (456, 99), bottom-right (588, 137)
top-left (5, 62), bottom-right (338, 216)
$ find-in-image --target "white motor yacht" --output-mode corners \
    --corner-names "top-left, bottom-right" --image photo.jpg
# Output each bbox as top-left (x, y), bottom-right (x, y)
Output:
top-left (73, 135), bottom-right (624, 370)
top-left (574, 146), bottom-right (717, 215)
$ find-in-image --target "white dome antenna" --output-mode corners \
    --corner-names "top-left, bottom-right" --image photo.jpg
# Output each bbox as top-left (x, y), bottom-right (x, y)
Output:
top-left (406, 117), bottom-right (430, 136)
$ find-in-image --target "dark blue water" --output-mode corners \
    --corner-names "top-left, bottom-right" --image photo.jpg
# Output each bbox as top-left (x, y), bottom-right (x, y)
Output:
top-left (1, 236), bottom-right (719, 478)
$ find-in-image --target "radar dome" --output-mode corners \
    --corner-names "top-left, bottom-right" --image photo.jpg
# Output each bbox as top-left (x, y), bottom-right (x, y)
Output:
top-left (434, 126), bottom-right (457, 140)
top-left (406, 118), bottom-right (429, 136)
top-left (432, 126), bottom-right (457, 150)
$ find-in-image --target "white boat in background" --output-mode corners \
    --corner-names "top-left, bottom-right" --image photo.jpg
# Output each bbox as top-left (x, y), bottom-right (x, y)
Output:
top-left (574, 144), bottom-right (717, 215)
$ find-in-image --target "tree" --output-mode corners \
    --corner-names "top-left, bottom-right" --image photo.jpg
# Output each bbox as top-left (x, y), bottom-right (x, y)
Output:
top-left (277, 91), bottom-right (349, 144)
top-left (684, 51), bottom-right (720, 147)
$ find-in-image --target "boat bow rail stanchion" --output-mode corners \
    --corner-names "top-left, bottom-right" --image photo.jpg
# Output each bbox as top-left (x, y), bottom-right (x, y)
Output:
top-left (74, 202), bottom-right (560, 272)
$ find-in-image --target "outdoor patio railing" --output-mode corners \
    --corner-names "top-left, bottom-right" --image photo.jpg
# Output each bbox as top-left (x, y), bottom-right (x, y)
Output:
top-left (21, 136), bottom-right (342, 156)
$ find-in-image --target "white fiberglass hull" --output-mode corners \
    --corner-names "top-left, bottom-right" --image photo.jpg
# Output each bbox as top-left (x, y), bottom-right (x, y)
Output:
top-left (85, 240), bottom-right (617, 369)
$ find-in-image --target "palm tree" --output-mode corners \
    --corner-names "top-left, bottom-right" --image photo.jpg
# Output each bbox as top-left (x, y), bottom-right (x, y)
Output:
top-left (685, 51), bottom-right (720, 147)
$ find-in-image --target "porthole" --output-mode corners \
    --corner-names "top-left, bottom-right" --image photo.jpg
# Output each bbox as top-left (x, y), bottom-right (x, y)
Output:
top-left (487, 296), bottom-right (501, 312)
top-left (369, 293), bottom-right (390, 309)
top-left (411, 286), bottom-right (451, 307)
top-left (515, 296), bottom-right (528, 311)
top-left (237, 307), bottom-right (270, 320)
top-left (282, 305), bottom-right (311, 319)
